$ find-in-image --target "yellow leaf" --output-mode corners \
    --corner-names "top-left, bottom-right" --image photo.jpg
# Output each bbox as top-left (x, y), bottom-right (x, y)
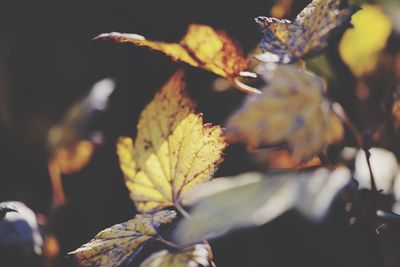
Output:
top-left (226, 64), bottom-right (343, 162)
top-left (50, 141), bottom-right (95, 175)
top-left (140, 244), bottom-right (214, 267)
top-left (69, 210), bottom-right (177, 267)
top-left (95, 24), bottom-right (249, 80)
top-left (117, 71), bottom-right (226, 213)
top-left (339, 4), bottom-right (391, 77)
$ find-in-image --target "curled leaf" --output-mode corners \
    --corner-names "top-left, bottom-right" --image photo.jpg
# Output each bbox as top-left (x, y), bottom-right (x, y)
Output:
top-left (140, 244), bottom-right (213, 267)
top-left (69, 210), bottom-right (177, 267)
top-left (174, 167), bottom-right (351, 245)
top-left (226, 64), bottom-right (343, 162)
top-left (117, 71), bottom-right (226, 213)
top-left (255, 0), bottom-right (358, 63)
top-left (95, 24), bottom-right (249, 80)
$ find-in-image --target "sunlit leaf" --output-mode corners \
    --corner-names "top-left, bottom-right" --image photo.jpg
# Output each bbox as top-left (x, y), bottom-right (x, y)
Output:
top-left (339, 4), bottom-right (392, 77)
top-left (255, 0), bottom-right (358, 63)
top-left (226, 64), bottom-right (344, 162)
top-left (140, 244), bottom-right (213, 267)
top-left (174, 167), bottom-right (351, 245)
top-left (117, 71), bottom-right (226, 213)
top-left (95, 24), bottom-right (249, 80)
top-left (69, 210), bottom-right (177, 267)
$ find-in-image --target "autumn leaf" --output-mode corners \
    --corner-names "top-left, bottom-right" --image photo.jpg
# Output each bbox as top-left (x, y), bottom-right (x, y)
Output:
top-left (174, 167), bottom-right (351, 245)
top-left (226, 64), bottom-right (344, 162)
top-left (339, 4), bottom-right (392, 77)
top-left (255, 0), bottom-right (358, 63)
top-left (47, 78), bottom-right (115, 205)
top-left (263, 149), bottom-right (321, 169)
top-left (117, 71), bottom-right (226, 213)
top-left (95, 24), bottom-right (249, 80)
top-left (69, 210), bottom-right (177, 267)
top-left (140, 244), bottom-right (214, 267)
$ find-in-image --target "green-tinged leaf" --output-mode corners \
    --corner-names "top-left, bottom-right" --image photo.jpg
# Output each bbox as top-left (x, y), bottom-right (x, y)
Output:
top-left (69, 210), bottom-right (177, 267)
top-left (174, 167), bottom-right (351, 245)
top-left (140, 244), bottom-right (213, 267)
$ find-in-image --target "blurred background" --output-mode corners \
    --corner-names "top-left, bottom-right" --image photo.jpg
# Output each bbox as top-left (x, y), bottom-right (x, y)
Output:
top-left (0, 0), bottom-right (398, 266)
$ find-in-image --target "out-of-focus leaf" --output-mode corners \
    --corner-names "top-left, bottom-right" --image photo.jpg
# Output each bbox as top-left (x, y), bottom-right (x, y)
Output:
top-left (255, 0), bottom-right (357, 63)
top-left (140, 244), bottom-right (213, 267)
top-left (226, 64), bottom-right (343, 162)
top-left (270, 0), bottom-right (293, 18)
top-left (69, 210), bottom-right (177, 267)
top-left (305, 54), bottom-right (336, 81)
top-left (339, 4), bottom-right (391, 77)
top-left (249, 149), bottom-right (321, 169)
top-left (354, 148), bottom-right (398, 193)
top-left (174, 167), bottom-right (351, 245)
top-left (47, 78), bottom-right (115, 205)
top-left (391, 170), bottom-right (400, 213)
top-left (0, 201), bottom-right (43, 256)
top-left (49, 140), bottom-right (95, 175)
top-left (380, 0), bottom-right (400, 34)
top-left (47, 78), bottom-right (115, 151)
top-left (95, 24), bottom-right (249, 80)
top-left (392, 84), bottom-right (400, 132)
top-left (0, 201), bottom-right (17, 219)
top-left (117, 71), bottom-right (226, 213)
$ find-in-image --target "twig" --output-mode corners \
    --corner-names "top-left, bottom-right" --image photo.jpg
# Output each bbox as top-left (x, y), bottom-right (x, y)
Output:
top-left (331, 102), bottom-right (363, 147)
top-left (363, 147), bottom-right (378, 193)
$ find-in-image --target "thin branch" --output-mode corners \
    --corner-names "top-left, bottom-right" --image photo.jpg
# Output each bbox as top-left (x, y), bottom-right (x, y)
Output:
top-left (363, 147), bottom-right (378, 193)
top-left (331, 102), bottom-right (363, 147)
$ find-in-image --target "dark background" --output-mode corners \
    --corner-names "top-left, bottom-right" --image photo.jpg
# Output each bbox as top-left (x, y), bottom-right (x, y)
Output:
top-left (0, 0), bottom-right (386, 266)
